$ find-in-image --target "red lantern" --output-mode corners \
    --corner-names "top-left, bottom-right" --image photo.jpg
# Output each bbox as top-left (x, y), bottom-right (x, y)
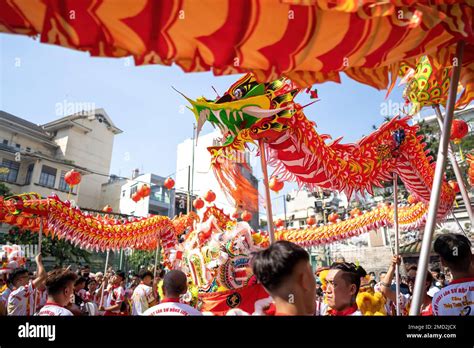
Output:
top-left (450, 119), bottom-right (468, 143)
top-left (241, 211), bottom-right (252, 222)
top-left (131, 192), bottom-right (141, 203)
top-left (64, 170), bottom-right (81, 186)
top-left (193, 198), bottom-right (204, 210)
top-left (204, 190), bottom-right (216, 203)
top-left (328, 213), bottom-right (339, 223)
top-left (164, 177), bottom-right (175, 190)
top-left (448, 180), bottom-right (460, 193)
top-left (102, 205), bottom-right (113, 213)
top-left (407, 195), bottom-right (417, 204)
top-left (306, 216), bottom-right (316, 226)
top-left (139, 184), bottom-right (151, 198)
top-left (349, 208), bottom-right (361, 217)
top-left (275, 219), bottom-right (285, 228)
top-left (269, 176), bottom-right (284, 193)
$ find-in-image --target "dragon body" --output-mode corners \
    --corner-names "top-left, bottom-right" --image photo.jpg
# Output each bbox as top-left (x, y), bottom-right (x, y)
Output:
top-left (182, 73), bottom-right (455, 219)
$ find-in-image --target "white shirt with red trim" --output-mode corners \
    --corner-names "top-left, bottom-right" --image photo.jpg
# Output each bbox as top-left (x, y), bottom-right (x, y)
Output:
top-left (7, 281), bottom-right (35, 316)
top-left (432, 277), bottom-right (474, 316)
top-left (105, 285), bottom-right (125, 313)
top-left (0, 287), bottom-right (12, 308)
top-left (35, 289), bottom-right (48, 310)
top-left (142, 299), bottom-right (202, 316)
top-left (36, 302), bottom-right (73, 316)
top-left (132, 283), bottom-right (154, 315)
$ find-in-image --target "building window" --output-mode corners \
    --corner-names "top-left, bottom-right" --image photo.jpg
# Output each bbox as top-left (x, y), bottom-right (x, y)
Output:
top-left (15, 144), bottom-right (20, 150)
top-left (39, 165), bottom-right (57, 188)
top-left (25, 163), bottom-right (34, 185)
top-left (151, 185), bottom-right (170, 204)
top-left (26, 147), bottom-right (31, 153)
top-left (2, 140), bottom-right (8, 145)
top-left (0, 159), bottom-right (20, 183)
top-left (122, 190), bottom-right (126, 197)
top-left (130, 185), bottom-right (137, 198)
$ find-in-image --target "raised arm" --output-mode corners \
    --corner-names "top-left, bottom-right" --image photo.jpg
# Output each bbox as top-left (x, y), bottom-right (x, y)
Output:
top-left (379, 255), bottom-right (401, 303)
top-left (32, 254), bottom-right (47, 288)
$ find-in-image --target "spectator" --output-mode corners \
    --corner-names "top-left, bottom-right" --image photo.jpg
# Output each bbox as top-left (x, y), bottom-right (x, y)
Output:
top-left (251, 241), bottom-right (316, 316)
top-left (131, 270), bottom-right (158, 315)
top-left (432, 234), bottom-right (474, 316)
top-left (74, 277), bottom-right (87, 307)
top-left (142, 270), bottom-right (201, 316)
top-left (36, 269), bottom-right (78, 316)
top-left (325, 262), bottom-right (367, 316)
top-left (7, 254), bottom-right (46, 316)
top-left (379, 255), bottom-right (433, 315)
top-left (85, 279), bottom-right (99, 304)
top-left (100, 271), bottom-right (126, 316)
top-left (379, 271), bottom-right (387, 283)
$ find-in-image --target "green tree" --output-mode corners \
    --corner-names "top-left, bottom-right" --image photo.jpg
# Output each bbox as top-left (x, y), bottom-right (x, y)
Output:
top-left (127, 249), bottom-right (157, 273)
top-left (0, 182), bottom-right (11, 196)
top-left (3, 227), bottom-right (92, 267)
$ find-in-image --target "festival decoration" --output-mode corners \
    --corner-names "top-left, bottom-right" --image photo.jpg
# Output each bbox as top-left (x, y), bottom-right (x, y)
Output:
top-left (204, 190), bottom-right (216, 203)
top-left (241, 211), bottom-right (252, 222)
top-left (467, 154), bottom-right (474, 186)
top-left (349, 208), bottom-right (361, 218)
top-left (139, 184), bottom-right (151, 198)
top-left (450, 119), bottom-right (469, 143)
top-left (275, 219), bottom-right (284, 228)
top-left (401, 55), bottom-right (474, 114)
top-left (64, 170), bottom-right (81, 187)
top-left (269, 176), bottom-right (284, 193)
top-left (306, 217), bottom-right (316, 226)
top-left (448, 180), bottom-right (460, 194)
top-left (102, 205), bottom-right (113, 213)
top-left (1, 1), bottom-right (473, 89)
top-left (328, 213), bottom-right (339, 223)
top-left (181, 73), bottom-right (455, 224)
top-left (193, 198), bottom-right (204, 210)
top-left (164, 177), bottom-right (175, 190)
top-left (407, 195), bottom-right (418, 205)
top-left (131, 192), bottom-right (141, 203)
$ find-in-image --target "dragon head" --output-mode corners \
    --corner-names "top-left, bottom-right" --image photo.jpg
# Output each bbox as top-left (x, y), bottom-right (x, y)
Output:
top-left (177, 73), bottom-right (300, 157)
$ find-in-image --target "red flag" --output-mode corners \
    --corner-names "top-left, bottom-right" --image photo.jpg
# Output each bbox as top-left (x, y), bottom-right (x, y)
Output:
top-left (199, 284), bottom-right (270, 315)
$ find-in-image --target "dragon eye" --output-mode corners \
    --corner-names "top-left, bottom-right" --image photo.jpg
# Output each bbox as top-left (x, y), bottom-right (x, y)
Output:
top-left (233, 88), bottom-right (243, 99)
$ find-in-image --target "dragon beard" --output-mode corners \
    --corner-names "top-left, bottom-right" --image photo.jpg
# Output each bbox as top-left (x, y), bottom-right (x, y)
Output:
top-left (211, 155), bottom-right (259, 214)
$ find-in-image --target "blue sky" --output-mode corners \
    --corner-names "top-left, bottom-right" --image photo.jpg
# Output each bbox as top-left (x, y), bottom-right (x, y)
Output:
top-left (1, 34), bottom-right (418, 214)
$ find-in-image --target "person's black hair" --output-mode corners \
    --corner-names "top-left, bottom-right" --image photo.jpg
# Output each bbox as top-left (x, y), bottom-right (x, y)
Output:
top-left (434, 233), bottom-right (472, 272)
top-left (369, 280), bottom-right (377, 286)
top-left (329, 262), bottom-right (367, 293)
top-left (83, 265), bottom-right (90, 269)
top-left (138, 270), bottom-right (154, 280)
top-left (45, 269), bottom-right (78, 296)
top-left (8, 268), bottom-right (28, 285)
top-left (369, 271), bottom-right (375, 276)
top-left (431, 267), bottom-right (441, 274)
top-left (163, 270), bottom-right (187, 296)
top-left (116, 270), bottom-right (126, 281)
top-left (251, 241), bottom-right (309, 292)
top-left (75, 277), bottom-right (87, 286)
top-left (159, 269), bottom-right (166, 279)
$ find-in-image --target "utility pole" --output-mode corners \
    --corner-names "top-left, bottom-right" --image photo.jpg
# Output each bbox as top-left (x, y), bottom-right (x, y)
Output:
top-left (187, 165), bottom-right (191, 214)
top-left (191, 123), bottom-right (196, 207)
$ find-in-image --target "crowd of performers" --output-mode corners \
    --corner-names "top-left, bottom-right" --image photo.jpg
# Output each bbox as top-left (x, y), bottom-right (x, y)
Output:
top-left (0, 232), bottom-right (472, 316)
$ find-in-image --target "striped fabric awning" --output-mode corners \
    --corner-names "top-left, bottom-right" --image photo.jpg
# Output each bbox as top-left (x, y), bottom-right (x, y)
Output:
top-left (1, 0), bottom-right (473, 88)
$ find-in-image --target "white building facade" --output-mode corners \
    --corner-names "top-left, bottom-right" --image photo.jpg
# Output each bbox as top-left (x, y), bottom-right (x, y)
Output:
top-left (0, 109), bottom-right (121, 209)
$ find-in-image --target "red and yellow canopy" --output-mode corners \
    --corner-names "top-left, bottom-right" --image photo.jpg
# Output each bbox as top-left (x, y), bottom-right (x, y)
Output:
top-left (1, 0), bottom-right (473, 88)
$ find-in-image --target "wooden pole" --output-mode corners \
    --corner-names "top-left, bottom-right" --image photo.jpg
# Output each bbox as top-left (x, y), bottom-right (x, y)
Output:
top-left (259, 140), bottom-right (275, 243)
top-left (99, 250), bottom-right (110, 309)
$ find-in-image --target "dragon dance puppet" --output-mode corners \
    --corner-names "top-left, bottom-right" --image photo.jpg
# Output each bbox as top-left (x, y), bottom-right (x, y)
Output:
top-left (180, 73), bottom-right (455, 223)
